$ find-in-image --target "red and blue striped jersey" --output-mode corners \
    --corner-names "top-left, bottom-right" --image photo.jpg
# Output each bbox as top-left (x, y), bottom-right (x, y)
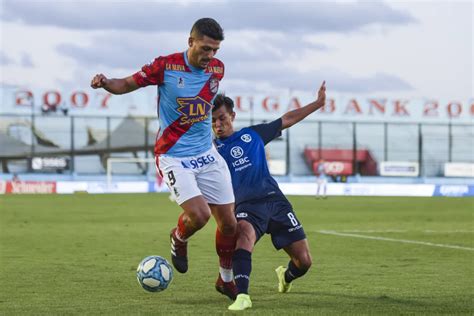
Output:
top-left (133, 51), bottom-right (224, 157)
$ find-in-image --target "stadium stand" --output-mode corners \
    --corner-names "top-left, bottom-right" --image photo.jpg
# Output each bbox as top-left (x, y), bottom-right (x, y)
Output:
top-left (304, 147), bottom-right (378, 176)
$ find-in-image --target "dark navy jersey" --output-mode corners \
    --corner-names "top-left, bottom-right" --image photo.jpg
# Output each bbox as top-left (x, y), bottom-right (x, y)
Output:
top-left (215, 118), bottom-right (287, 206)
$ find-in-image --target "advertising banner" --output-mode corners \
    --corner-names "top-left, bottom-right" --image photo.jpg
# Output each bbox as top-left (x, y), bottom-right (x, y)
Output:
top-left (5, 181), bottom-right (57, 194)
top-left (444, 163), bottom-right (474, 177)
top-left (433, 185), bottom-right (474, 197)
top-left (2, 87), bottom-right (473, 123)
top-left (379, 161), bottom-right (419, 177)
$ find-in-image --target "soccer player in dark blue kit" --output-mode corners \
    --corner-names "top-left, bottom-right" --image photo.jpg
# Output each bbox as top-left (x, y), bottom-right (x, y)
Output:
top-left (212, 81), bottom-right (326, 311)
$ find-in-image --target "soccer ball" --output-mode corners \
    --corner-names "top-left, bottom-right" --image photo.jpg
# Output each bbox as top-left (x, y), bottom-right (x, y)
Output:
top-left (136, 255), bottom-right (173, 292)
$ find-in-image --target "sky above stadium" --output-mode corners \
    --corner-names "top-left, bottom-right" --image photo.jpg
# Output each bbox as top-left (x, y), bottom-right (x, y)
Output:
top-left (0, 0), bottom-right (472, 99)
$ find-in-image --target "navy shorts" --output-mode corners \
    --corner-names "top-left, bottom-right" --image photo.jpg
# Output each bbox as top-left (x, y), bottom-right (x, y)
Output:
top-left (235, 199), bottom-right (306, 250)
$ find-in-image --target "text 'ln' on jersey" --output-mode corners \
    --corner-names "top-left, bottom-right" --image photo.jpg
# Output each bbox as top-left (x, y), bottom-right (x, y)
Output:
top-left (215, 119), bottom-right (287, 206)
top-left (133, 51), bottom-right (224, 157)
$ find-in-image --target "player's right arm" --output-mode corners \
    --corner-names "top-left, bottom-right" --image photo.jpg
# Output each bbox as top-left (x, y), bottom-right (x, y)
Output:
top-left (90, 56), bottom-right (166, 94)
top-left (90, 74), bottom-right (139, 95)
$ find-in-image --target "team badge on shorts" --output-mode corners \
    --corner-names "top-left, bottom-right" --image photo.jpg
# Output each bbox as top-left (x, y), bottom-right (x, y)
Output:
top-left (210, 78), bottom-right (219, 94)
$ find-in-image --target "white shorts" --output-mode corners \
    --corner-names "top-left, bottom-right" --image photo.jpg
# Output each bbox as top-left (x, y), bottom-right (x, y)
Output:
top-left (317, 177), bottom-right (328, 185)
top-left (156, 146), bottom-right (235, 206)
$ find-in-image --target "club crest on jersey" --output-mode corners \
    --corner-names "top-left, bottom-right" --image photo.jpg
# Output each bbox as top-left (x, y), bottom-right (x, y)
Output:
top-left (210, 78), bottom-right (219, 94)
top-left (230, 146), bottom-right (244, 159)
top-left (176, 96), bottom-right (212, 125)
top-left (177, 77), bottom-right (185, 88)
top-left (241, 134), bottom-right (252, 143)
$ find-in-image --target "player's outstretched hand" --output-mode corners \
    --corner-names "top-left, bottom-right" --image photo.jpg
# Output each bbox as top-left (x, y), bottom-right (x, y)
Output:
top-left (316, 81), bottom-right (326, 109)
top-left (90, 74), bottom-right (108, 89)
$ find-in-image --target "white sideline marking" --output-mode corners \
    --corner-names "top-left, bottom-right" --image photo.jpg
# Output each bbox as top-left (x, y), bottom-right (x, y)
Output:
top-left (331, 230), bottom-right (474, 234)
top-left (317, 230), bottom-right (474, 251)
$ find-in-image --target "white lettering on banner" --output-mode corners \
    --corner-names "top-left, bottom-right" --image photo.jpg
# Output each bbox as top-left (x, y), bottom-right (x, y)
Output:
top-left (325, 162), bottom-right (345, 173)
top-left (31, 157), bottom-right (68, 170)
top-left (439, 185), bottom-right (469, 196)
top-left (277, 183), bottom-right (438, 197)
top-left (380, 162), bottom-right (420, 177)
top-left (6, 181), bottom-right (56, 194)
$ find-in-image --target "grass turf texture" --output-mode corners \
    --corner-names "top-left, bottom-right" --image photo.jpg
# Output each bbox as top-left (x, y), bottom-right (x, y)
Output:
top-left (0, 194), bottom-right (472, 315)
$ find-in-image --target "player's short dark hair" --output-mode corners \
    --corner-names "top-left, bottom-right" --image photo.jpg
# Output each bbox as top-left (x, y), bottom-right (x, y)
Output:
top-left (213, 94), bottom-right (234, 113)
top-left (191, 18), bottom-right (224, 41)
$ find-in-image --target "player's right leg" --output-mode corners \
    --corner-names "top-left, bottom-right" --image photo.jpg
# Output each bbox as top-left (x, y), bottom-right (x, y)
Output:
top-left (170, 195), bottom-right (212, 273)
top-left (158, 155), bottom-right (212, 273)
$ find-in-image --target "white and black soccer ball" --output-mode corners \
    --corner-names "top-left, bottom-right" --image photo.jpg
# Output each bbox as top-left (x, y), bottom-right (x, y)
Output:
top-left (136, 255), bottom-right (173, 292)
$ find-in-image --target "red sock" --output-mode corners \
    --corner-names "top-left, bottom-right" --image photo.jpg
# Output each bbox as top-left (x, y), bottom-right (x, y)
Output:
top-left (176, 213), bottom-right (192, 241)
top-left (216, 228), bottom-right (236, 270)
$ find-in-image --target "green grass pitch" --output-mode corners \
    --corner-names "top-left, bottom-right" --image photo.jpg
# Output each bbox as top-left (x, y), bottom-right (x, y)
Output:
top-left (0, 194), bottom-right (473, 315)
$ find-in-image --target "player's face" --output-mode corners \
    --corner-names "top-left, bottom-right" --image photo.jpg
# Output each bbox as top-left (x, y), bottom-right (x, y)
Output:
top-left (188, 35), bottom-right (221, 69)
top-left (212, 106), bottom-right (235, 138)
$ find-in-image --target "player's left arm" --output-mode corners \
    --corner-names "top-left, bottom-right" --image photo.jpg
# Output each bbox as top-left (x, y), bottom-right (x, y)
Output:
top-left (281, 81), bottom-right (326, 130)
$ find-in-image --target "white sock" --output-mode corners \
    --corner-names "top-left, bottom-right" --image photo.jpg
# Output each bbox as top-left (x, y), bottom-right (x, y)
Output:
top-left (219, 267), bottom-right (233, 282)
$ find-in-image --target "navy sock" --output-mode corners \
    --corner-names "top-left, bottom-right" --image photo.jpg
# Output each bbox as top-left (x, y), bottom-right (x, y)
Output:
top-left (284, 260), bottom-right (308, 283)
top-left (232, 248), bottom-right (252, 294)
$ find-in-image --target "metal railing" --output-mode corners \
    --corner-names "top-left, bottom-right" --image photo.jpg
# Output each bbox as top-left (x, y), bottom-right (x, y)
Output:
top-left (1, 113), bottom-right (472, 177)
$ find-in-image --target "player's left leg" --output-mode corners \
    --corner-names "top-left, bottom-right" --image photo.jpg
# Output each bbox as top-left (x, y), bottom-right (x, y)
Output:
top-left (322, 179), bottom-right (328, 198)
top-left (269, 201), bottom-right (311, 293)
top-left (316, 179), bottom-right (322, 198)
top-left (279, 239), bottom-right (312, 292)
top-left (210, 203), bottom-right (238, 300)
top-left (227, 219), bottom-right (256, 311)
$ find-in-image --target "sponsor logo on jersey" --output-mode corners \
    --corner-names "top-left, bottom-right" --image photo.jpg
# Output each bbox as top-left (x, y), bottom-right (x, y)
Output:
top-left (230, 146), bottom-right (244, 159)
top-left (207, 66), bottom-right (224, 74)
top-left (166, 64), bottom-right (186, 71)
top-left (241, 134), bottom-right (252, 143)
top-left (209, 78), bottom-right (219, 94)
top-left (176, 96), bottom-right (212, 125)
top-left (139, 71), bottom-right (147, 78)
top-left (232, 157), bottom-right (250, 168)
top-left (236, 212), bottom-right (248, 218)
top-left (177, 77), bottom-right (185, 88)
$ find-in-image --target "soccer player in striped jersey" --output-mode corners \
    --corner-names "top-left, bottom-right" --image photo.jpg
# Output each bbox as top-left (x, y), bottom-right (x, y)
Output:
top-left (91, 18), bottom-right (237, 300)
top-left (212, 81), bottom-right (326, 310)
